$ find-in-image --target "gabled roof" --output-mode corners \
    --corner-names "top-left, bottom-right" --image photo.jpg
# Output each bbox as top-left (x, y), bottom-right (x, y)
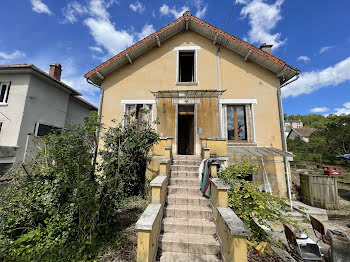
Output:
top-left (0, 64), bottom-right (97, 110)
top-left (289, 128), bottom-right (317, 138)
top-left (0, 64), bottom-right (81, 96)
top-left (85, 11), bottom-right (299, 86)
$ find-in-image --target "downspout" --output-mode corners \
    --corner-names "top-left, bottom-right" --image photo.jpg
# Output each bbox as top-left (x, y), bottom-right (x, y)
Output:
top-left (277, 72), bottom-right (300, 210)
top-left (87, 77), bottom-right (103, 170)
top-left (216, 46), bottom-right (221, 138)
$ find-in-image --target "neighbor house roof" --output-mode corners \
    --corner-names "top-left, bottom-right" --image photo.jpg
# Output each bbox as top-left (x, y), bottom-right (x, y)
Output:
top-left (290, 128), bottom-right (317, 138)
top-left (0, 64), bottom-right (97, 110)
top-left (285, 119), bottom-right (302, 123)
top-left (85, 11), bottom-right (300, 86)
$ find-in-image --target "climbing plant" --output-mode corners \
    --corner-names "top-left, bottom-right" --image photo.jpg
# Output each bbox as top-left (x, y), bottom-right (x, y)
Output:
top-left (219, 161), bottom-right (298, 242)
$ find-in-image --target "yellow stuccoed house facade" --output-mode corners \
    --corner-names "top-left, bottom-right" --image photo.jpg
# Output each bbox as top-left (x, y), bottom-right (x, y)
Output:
top-left (85, 11), bottom-right (299, 261)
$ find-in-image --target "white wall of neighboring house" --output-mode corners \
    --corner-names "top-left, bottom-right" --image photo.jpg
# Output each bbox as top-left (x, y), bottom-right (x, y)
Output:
top-left (0, 73), bottom-right (30, 161)
top-left (16, 74), bottom-right (71, 162)
top-left (65, 97), bottom-right (92, 127)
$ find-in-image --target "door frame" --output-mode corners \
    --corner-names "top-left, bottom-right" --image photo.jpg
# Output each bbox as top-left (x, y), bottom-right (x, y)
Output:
top-left (175, 103), bottom-right (198, 155)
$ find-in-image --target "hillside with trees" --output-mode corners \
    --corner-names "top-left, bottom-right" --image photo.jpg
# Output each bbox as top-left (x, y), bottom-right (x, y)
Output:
top-left (286, 114), bottom-right (350, 166)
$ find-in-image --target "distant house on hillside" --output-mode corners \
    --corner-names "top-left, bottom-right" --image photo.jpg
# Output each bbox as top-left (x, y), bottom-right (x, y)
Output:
top-left (285, 119), bottom-right (303, 129)
top-left (0, 63), bottom-right (97, 174)
top-left (287, 128), bottom-right (317, 142)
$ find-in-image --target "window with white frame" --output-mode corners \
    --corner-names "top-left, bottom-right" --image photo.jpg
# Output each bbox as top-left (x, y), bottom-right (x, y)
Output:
top-left (34, 123), bottom-right (61, 137)
top-left (0, 122), bottom-right (3, 133)
top-left (0, 82), bottom-right (11, 104)
top-left (221, 101), bottom-right (256, 143)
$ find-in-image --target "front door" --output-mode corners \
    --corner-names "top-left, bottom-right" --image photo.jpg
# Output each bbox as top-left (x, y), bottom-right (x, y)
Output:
top-left (177, 105), bottom-right (194, 155)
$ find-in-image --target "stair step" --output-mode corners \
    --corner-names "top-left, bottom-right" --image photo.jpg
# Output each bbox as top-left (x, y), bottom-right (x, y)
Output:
top-left (168, 185), bottom-right (201, 196)
top-left (170, 171), bottom-right (198, 178)
top-left (166, 195), bottom-right (210, 206)
top-left (169, 178), bottom-right (199, 186)
top-left (162, 217), bottom-right (216, 234)
top-left (159, 252), bottom-right (221, 262)
top-left (172, 159), bottom-right (202, 166)
top-left (171, 165), bottom-right (199, 172)
top-left (165, 205), bottom-right (212, 219)
top-left (159, 232), bottom-right (220, 255)
top-left (172, 155), bottom-right (202, 160)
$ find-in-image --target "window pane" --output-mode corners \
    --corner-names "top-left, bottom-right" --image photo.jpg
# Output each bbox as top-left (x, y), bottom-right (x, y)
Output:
top-left (237, 106), bottom-right (247, 140)
top-left (0, 84), bottom-right (6, 102)
top-left (227, 105), bottom-right (235, 140)
top-left (0, 122), bottom-right (2, 133)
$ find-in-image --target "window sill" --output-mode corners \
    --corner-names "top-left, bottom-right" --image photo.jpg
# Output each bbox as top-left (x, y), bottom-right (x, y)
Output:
top-left (0, 103), bottom-right (8, 106)
top-left (174, 82), bottom-right (199, 86)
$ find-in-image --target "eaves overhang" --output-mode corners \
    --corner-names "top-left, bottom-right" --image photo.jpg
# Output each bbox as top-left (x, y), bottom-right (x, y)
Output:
top-left (85, 11), bottom-right (300, 86)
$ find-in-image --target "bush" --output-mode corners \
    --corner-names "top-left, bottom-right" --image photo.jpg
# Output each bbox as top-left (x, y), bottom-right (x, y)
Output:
top-left (219, 162), bottom-right (298, 242)
top-left (0, 112), bottom-right (159, 261)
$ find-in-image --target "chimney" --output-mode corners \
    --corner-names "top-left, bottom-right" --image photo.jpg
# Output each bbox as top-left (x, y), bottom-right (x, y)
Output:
top-left (49, 63), bottom-right (62, 81)
top-left (259, 43), bottom-right (273, 54)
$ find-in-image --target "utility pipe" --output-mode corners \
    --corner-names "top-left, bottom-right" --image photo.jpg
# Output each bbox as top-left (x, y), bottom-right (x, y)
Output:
top-left (277, 72), bottom-right (300, 210)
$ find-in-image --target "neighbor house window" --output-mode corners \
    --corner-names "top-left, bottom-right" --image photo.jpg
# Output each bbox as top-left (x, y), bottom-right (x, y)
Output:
top-left (178, 51), bottom-right (195, 82)
top-left (0, 122), bottom-right (3, 133)
top-left (227, 105), bottom-right (247, 141)
top-left (34, 123), bottom-right (61, 137)
top-left (0, 82), bottom-right (11, 104)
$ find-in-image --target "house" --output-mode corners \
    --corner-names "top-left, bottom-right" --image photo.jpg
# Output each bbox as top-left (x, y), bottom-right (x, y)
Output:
top-left (285, 119), bottom-right (303, 129)
top-left (287, 128), bottom-right (317, 142)
top-left (0, 63), bottom-right (97, 173)
top-left (85, 11), bottom-right (299, 197)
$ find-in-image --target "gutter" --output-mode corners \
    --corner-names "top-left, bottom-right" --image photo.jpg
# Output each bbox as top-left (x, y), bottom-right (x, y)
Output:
top-left (277, 71), bottom-right (300, 210)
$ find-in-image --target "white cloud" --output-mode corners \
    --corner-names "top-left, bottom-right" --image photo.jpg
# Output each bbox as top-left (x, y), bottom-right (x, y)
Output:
top-left (30, 0), bottom-right (53, 15)
top-left (83, 0), bottom-right (155, 55)
top-left (310, 107), bottom-right (329, 113)
top-left (130, 1), bottom-right (146, 14)
top-left (159, 4), bottom-right (188, 19)
top-left (297, 56), bottom-right (310, 62)
top-left (0, 50), bottom-right (26, 64)
top-left (193, 0), bottom-right (207, 19)
top-left (334, 102), bottom-right (350, 115)
top-left (61, 1), bottom-right (87, 24)
top-left (89, 46), bottom-right (103, 53)
top-left (84, 18), bottom-right (134, 55)
top-left (283, 56), bottom-right (350, 98)
top-left (237, 0), bottom-right (286, 49)
top-left (136, 24), bottom-right (155, 40)
top-left (320, 46), bottom-right (334, 54)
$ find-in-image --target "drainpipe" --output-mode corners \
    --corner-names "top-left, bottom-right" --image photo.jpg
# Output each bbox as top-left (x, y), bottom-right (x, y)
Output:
top-left (277, 72), bottom-right (299, 210)
top-left (216, 46), bottom-right (221, 138)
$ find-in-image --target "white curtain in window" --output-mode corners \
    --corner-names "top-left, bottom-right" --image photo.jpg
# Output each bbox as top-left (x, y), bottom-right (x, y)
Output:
top-left (221, 104), bottom-right (227, 139)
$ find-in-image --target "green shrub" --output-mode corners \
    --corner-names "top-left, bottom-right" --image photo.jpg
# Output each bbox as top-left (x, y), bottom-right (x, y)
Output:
top-left (0, 111), bottom-right (159, 261)
top-left (219, 161), bottom-right (298, 243)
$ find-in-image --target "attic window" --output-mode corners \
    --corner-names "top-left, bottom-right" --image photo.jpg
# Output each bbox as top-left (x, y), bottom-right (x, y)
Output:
top-left (178, 51), bottom-right (196, 83)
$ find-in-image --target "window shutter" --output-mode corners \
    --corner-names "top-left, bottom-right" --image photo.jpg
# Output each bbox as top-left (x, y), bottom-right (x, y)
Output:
top-left (245, 104), bottom-right (253, 143)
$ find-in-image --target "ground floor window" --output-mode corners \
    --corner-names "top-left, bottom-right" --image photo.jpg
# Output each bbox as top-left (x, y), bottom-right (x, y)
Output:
top-left (227, 105), bottom-right (247, 141)
top-left (34, 123), bottom-right (61, 136)
top-left (124, 104), bottom-right (153, 131)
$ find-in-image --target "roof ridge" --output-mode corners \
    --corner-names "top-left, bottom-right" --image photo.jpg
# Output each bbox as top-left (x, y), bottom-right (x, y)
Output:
top-left (84, 11), bottom-right (299, 81)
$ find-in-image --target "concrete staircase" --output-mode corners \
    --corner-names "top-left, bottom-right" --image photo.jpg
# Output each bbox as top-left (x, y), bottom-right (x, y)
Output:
top-left (158, 155), bottom-right (222, 262)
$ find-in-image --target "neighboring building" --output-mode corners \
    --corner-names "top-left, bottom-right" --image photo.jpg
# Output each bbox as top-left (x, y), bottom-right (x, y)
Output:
top-left (0, 63), bottom-right (97, 172)
top-left (85, 12), bottom-right (299, 197)
top-left (285, 119), bottom-right (303, 129)
top-left (287, 128), bottom-right (317, 142)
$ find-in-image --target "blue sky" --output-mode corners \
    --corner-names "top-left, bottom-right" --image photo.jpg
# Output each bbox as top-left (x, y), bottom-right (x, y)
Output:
top-left (1, 0), bottom-right (349, 115)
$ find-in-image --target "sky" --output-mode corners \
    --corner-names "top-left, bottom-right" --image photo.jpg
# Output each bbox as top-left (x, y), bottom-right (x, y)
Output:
top-left (0, 0), bottom-right (349, 115)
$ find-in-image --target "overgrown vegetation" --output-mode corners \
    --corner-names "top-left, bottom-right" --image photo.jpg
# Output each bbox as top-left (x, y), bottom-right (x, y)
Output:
top-left (287, 114), bottom-right (350, 166)
top-left (0, 111), bottom-right (159, 261)
top-left (219, 161), bottom-right (297, 242)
